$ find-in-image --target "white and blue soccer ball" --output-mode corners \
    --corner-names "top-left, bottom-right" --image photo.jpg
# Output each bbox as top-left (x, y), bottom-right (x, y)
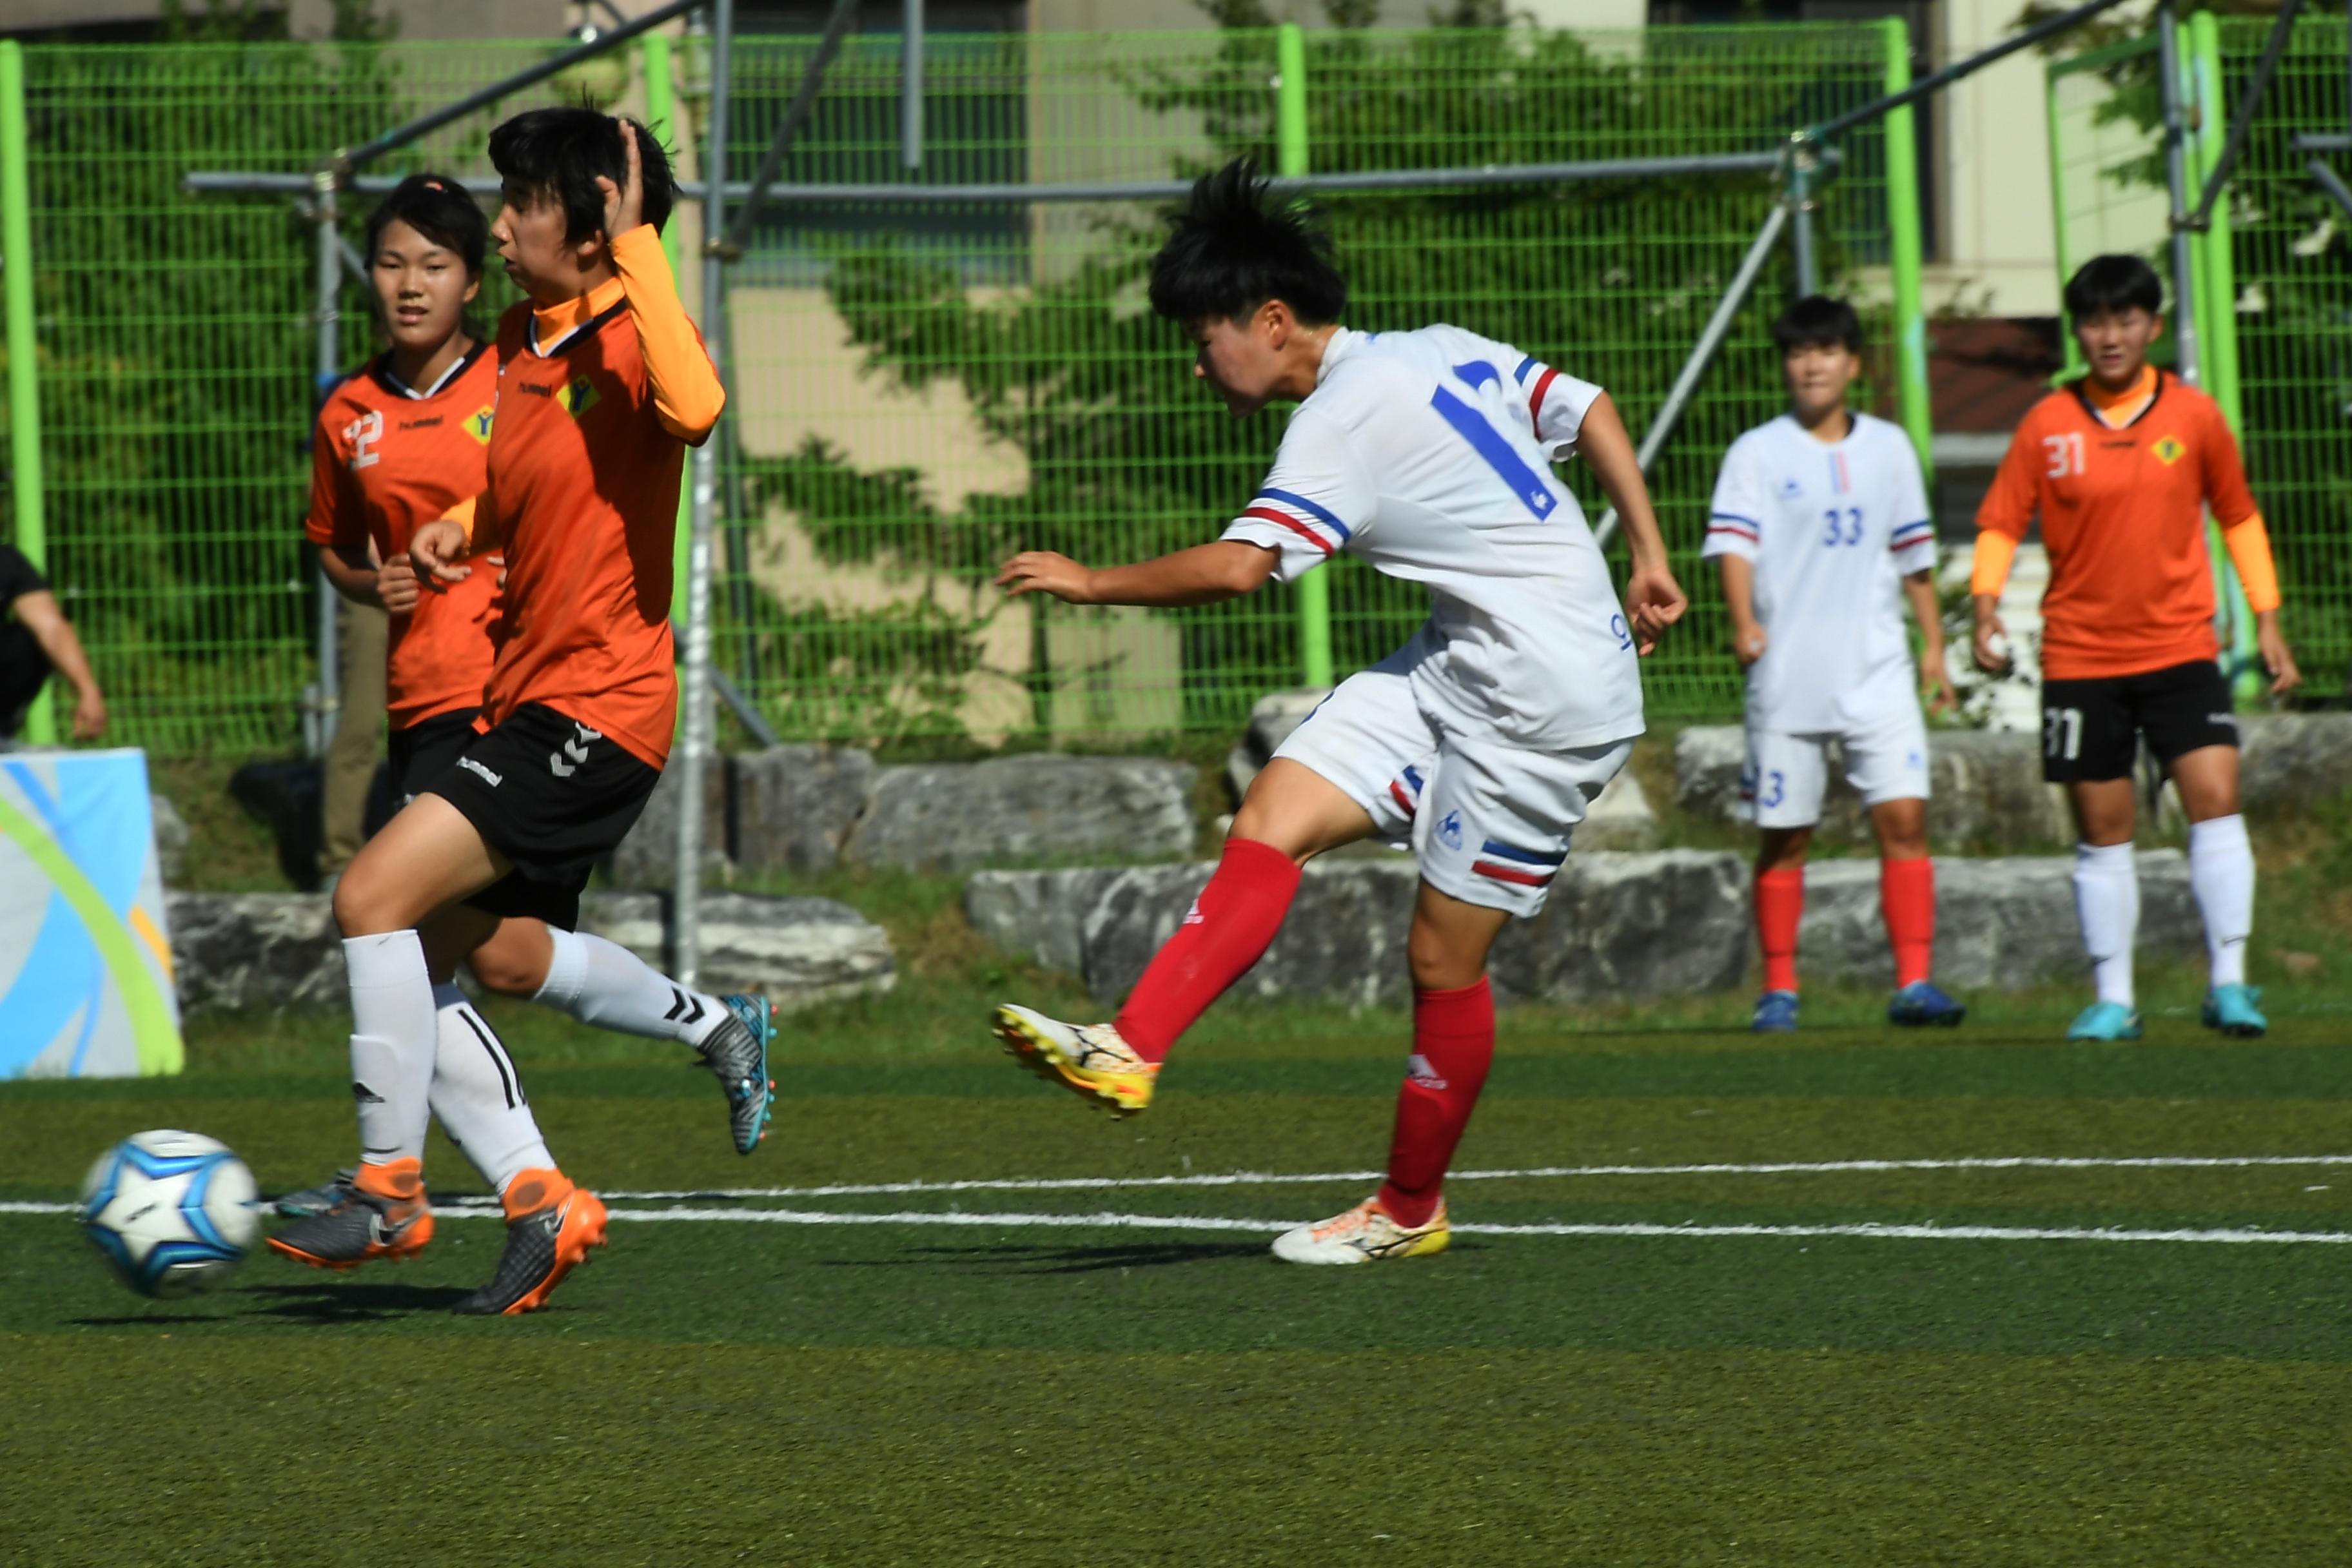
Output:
top-left (77, 1130), bottom-right (261, 1298)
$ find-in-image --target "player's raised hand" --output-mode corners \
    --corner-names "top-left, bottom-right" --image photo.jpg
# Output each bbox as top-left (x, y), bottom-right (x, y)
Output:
top-left (409, 519), bottom-right (473, 585)
top-left (597, 118), bottom-right (645, 240)
top-left (2257, 612), bottom-right (2302, 698)
top-left (1623, 564), bottom-right (1687, 656)
top-left (996, 550), bottom-right (1095, 603)
top-left (376, 552), bottom-right (423, 616)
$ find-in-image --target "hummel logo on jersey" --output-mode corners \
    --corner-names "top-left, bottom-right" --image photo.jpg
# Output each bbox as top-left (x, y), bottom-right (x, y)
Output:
top-left (2208, 713), bottom-right (2239, 728)
top-left (1405, 1052), bottom-right (1448, 1091)
top-left (458, 756), bottom-right (502, 788)
top-left (1438, 810), bottom-right (1465, 851)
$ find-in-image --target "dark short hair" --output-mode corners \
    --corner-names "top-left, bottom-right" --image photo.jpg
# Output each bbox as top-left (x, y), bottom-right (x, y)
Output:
top-left (2064, 253), bottom-right (2164, 320)
top-left (364, 173), bottom-right (487, 274)
top-left (1772, 294), bottom-right (1863, 355)
top-left (487, 108), bottom-right (676, 243)
top-left (1148, 158), bottom-right (1346, 326)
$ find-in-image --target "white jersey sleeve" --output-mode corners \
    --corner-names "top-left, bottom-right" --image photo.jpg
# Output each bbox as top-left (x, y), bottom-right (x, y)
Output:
top-left (1513, 351), bottom-right (1604, 460)
top-left (1703, 434), bottom-right (1765, 563)
top-left (1886, 436), bottom-right (1937, 576)
top-left (1220, 405), bottom-right (1377, 585)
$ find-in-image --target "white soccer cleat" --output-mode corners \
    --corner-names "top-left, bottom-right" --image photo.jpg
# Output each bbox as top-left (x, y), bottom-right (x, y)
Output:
top-left (992, 1003), bottom-right (1159, 1116)
top-left (1271, 1196), bottom-right (1451, 1266)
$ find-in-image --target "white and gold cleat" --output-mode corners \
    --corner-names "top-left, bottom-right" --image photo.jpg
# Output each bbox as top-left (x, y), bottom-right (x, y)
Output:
top-left (992, 1003), bottom-right (1160, 1117)
top-left (1271, 1196), bottom-right (1451, 1266)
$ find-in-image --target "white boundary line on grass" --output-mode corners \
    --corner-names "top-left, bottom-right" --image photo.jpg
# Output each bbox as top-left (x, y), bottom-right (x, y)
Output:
top-left (424, 1152), bottom-right (2352, 1204)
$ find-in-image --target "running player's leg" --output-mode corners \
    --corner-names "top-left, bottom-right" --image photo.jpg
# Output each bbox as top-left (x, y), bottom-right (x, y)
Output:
top-left (1846, 703), bottom-right (1963, 1026)
top-left (2138, 660), bottom-right (2261, 1033)
top-left (269, 793), bottom-right (509, 1270)
top-left (467, 916), bottom-right (774, 1153)
top-left (2046, 674), bottom-right (2144, 1039)
top-left (1746, 729), bottom-right (1828, 1031)
top-left (994, 644), bottom-right (1433, 1114)
top-left (1275, 733), bottom-right (1629, 1264)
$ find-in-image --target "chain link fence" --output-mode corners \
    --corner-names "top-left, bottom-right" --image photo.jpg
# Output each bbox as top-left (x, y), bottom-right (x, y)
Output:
top-left (3, 23), bottom-right (1910, 757)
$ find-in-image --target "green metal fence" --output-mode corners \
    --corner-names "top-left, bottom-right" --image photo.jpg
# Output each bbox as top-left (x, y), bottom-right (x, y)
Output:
top-left (2208, 14), bottom-right (2352, 694)
top-left (2, 24), bottom-right (1917, 756)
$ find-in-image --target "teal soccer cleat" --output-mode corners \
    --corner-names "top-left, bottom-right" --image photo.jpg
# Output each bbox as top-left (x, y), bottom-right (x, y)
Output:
top-left (2201, 984), bottom-right (2268, 1038)
top-left (696, 994), bottom-right (776, 1155)
top-left (1888, 980), bottom-right (1966, 1028)
top-left (2066, 1001), bottom-right (2144, 1042)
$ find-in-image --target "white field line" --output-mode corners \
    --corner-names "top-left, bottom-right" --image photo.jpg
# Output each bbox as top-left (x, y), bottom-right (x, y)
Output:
top-left (12, 1198), bottom-right (2352, 1246)
top-left (418, 1151), bottom-right (2352, 1205)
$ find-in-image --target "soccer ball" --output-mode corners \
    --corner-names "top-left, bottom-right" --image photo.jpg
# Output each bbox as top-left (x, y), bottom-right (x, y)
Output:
top-left (77, 1130), bottom-right (261, 1298)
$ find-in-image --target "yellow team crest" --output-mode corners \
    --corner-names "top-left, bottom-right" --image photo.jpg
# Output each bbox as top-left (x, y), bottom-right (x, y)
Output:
top-left (466, 405), bottom-right (495, 445)
top-left (2151, 434), bottom-right (2186, 466)
top-left (556, 375), bottom-right (601, 418)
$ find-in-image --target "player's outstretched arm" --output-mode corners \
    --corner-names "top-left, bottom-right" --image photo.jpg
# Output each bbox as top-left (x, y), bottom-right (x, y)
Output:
top-left (1576, 393), bottom-right (1685, 653)
top-left (996, 541), bottom-right (1279, 607)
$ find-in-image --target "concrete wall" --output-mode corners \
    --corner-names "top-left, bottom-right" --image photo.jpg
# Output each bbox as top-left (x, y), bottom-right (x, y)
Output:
top-left (1930, 0), bottom-right (2063, 318)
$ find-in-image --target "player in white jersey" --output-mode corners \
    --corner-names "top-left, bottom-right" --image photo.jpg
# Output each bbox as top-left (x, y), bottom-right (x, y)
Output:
top-left (988, 161), bottom-right (1687, 1265)
top-left (1703, 295), bottom-right (1964, 1034)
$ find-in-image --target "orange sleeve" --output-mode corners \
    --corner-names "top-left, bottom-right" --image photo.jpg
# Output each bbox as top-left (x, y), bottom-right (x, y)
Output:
top-left (2222, 513), bottom-right (2282, 614)
top-left (1971, 530), bottom-right (2019, 597)
top-left (1974, 413), bottom-right (2043, 545)
top-left (2200, 400), bottom-right (2260, 531)
top-left (303, 406), bottom-right (365, 549)
top-left (440, 493), bottom-right (500, 554)
top-left (610, 224), bottom-right (725, 445)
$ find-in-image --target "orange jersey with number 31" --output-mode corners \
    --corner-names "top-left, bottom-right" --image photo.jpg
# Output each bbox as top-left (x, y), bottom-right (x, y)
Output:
top-left (1975, 370), bottom-right (2256, 681)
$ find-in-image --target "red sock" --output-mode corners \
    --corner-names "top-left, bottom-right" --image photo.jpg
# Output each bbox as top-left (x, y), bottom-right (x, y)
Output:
top-left (1756, 866), bottom-right (1804, 994)
top-left (1113, 838), bottom-right (1300, 1063)
top-left (1881, 856), bottom-right (1936, 987)
top-left (1376, 978), bottom-right (1495, 1229)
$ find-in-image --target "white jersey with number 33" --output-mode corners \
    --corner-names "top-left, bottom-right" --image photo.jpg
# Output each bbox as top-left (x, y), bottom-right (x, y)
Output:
top-left (1220, 324), bottom-right (1645, 750)
top-left (1703, 412), bottom-right (1937, 734)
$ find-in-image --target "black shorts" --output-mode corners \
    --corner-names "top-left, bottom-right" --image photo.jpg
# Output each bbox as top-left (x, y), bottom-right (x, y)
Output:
top-left (2041, 660), bottom-right (2239, 783)
top-left (420, 701), bottom-right (661, 931)
top-left (387, 708), bottom-right (482, 803)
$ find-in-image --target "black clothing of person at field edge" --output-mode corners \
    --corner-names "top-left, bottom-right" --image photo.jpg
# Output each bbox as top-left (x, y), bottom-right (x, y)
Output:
top-left (0, 545), bottom-right (54, 739)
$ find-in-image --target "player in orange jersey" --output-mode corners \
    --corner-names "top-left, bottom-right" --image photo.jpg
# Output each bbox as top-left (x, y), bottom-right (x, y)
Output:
top-left (276, 175), bottom-right (776, 1262)
top-left (1974, 254), bottom-right (2300, 1043)
top-left (271, 117), bottom-right (745, 1316)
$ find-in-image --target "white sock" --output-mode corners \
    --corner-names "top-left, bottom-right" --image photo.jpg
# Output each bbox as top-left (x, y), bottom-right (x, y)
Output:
top-left (533, 927), bottom-right (729, 1049)
top-left (2072, 843), bottom-right (2140, 1009)
top-left (428, 983), bottom-right (553, 1195)
top-left (344, 931), bottom-right (438, 1166)
top-left (2188, 814), bottom-right (2255, 989)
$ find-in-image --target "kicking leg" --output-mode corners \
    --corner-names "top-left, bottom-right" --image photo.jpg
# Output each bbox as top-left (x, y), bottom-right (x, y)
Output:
top-left (994, 758), bottom-right (1375, 1115)
top-left (270, 794), bottom-right (508, 1270)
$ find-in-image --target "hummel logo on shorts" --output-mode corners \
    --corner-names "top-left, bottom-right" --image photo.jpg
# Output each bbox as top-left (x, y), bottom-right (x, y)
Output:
top-left (458, 756), bottom-right (503, 788)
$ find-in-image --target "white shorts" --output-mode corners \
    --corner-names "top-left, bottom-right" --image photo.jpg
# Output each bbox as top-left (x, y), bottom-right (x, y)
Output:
top-left (1741, 701), bottom-right (1930, 830)
top-left (1271, 642), bottom-right (1634, 917)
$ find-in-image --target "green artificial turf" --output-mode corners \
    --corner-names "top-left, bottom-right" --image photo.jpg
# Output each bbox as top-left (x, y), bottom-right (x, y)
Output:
top-left (6, 998), bottom-right (2352, 1564)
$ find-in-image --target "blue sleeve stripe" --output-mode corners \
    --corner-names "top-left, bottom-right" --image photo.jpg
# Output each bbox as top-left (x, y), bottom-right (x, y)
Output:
top-left (1479, 838), bottom-right (1569, 866)
top-left (1513, 353), bottom-right (1538, 385)
top-left (1890, 520), bottom-right (1933, 537)
top-left (1710, 511), bottom-right (1763, 527)
top-left (1255, 485), bottom-right (1353, 544)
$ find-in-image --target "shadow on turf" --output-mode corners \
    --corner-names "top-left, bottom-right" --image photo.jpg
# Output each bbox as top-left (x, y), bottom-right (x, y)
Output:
top-left (823, 1240), bottom-right (1266, 1274)
top-left (239, 1281), bottom-right (475, 1322)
